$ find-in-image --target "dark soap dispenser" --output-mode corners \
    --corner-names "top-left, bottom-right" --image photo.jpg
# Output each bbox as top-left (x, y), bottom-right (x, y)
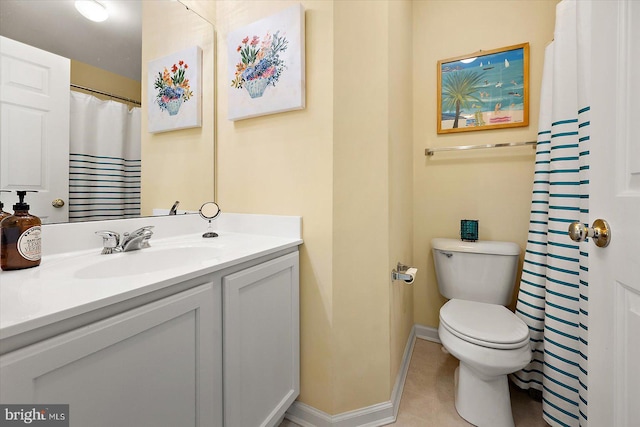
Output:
top-left (0, 190), bottom-right (10, 222)
top-left (1, 191), bottom-right (42, 271)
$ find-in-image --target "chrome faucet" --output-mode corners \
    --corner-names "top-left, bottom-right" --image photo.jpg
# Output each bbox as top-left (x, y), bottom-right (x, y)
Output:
top-left (169, 201), bottom-right (180, 215)
top-left (121, 226), bottom-right (154, 251)
top-left (95, 226), bottom-right (154, 254)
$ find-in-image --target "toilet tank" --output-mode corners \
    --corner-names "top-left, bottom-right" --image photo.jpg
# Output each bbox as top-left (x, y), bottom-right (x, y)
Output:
top-left (431, 238), bottom-right (521, 305)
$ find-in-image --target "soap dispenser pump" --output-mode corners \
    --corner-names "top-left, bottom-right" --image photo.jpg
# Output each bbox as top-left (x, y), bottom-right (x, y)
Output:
top-left (1, 191), bottom-right (42, 270)
top-left (0, 190), bottom-right (10, 222)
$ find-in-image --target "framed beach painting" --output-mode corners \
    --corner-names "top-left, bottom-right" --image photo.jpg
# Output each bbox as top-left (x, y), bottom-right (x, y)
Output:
top-left (227, 3), bottom-right (305, 121)
top-left (148, 46), bottom-right (202, 133)
top-left (437, 42), bottom-right (529, 134)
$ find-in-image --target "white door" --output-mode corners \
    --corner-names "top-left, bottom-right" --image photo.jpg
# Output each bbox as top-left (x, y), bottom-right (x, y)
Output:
top-left (588, 1), bottom-right (640, 426)
top-left (0, 36), bottom-right (69, 223)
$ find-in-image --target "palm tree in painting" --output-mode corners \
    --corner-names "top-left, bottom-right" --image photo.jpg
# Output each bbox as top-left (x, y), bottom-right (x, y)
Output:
top-left (441, 70), bottom-right (485, 128)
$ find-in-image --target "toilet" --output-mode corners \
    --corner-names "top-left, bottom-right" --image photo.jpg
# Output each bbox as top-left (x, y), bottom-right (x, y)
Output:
top-left (432, 238), bottom-right (531, 427)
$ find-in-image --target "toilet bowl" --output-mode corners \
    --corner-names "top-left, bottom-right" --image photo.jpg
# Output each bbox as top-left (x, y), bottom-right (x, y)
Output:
top-left (431, 238), bottom-right (531, 427)
top-left (439, 299), bottom-right (531, 427)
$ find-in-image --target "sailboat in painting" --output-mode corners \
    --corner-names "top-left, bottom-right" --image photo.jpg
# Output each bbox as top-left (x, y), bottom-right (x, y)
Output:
top-left (505, 58), bottom-right (510, 68)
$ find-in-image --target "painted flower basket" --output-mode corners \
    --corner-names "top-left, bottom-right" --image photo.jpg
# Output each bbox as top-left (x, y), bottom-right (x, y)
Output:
top-left (147, 46), bottom-right (202, 133)
top-left (227, 4), bottom-right (305, 121)
top-left (231, 32), bottom-right (288, 99)
top-left (154, 61), bottom-right (192, 116)
top-left (244, 77), bottom-right (270, 98)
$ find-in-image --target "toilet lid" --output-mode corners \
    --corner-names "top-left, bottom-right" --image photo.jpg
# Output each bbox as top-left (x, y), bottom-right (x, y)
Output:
top-left (440, 299), bottom-right (529, 349)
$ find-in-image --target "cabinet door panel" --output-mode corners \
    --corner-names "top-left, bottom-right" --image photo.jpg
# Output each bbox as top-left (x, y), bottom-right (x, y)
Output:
top-left (224, 252), bottom-right (300, 427)
top-left (0, 283), bottom-right (221, 427)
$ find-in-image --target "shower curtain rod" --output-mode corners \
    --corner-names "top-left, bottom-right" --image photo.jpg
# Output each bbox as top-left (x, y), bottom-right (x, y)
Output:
top-left (425, 140), bottom-right (536, 156)
top-left (70, 84), bottom-right (142, 106)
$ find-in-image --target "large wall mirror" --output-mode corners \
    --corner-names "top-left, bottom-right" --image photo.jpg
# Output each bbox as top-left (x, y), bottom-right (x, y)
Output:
top-left (0, 0), bottom-right (215, 224)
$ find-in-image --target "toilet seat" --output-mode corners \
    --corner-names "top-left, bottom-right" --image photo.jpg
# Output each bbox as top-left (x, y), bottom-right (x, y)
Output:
top-left (440, 299), bottom-right (529, 350)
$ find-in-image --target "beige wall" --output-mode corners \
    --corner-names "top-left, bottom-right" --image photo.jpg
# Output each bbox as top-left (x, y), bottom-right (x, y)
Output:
top-left (333, 0), bottom-right (392, 410)
top-left (70, 60), bottom-right (140, 105)
top-left (388, 0), bottom-right (415, 395)
top-left (213, 0), bottom-right (414, 414)
top-left (141, 1), bottom-right (215, 216)
top-left (141, 0), bottom-right (557, 417)
top-left (213, 0), bottom-right (337, 412)
top-left (412, 0), bottom-right (558, 327)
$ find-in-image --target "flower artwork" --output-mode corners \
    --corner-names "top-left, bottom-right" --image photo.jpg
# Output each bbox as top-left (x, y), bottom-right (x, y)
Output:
top-left (147, 46), bottom-right (202, 133)
top-left (227, 4), bottom-right (305, 121)
top-left (154, 60), bottom-right (193, 116)
top-left (231, 32), bottom-right (288, 99)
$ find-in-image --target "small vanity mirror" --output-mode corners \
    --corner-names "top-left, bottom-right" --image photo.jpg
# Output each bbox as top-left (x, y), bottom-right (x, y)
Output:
top-left (199, 202), bottom-right (220, 238)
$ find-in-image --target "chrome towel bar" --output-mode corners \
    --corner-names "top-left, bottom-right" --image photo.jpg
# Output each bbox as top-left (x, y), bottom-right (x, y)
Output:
top-left (425, 140), bottom-right (536, 156)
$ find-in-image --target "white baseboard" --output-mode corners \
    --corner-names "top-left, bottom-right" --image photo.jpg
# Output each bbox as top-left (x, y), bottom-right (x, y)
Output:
top-left (414, 323), bottom-right (440, 343)
top-left (285, 400), bottom-right (395, 427)
top-left (285, 324), bottom-right (439, 427)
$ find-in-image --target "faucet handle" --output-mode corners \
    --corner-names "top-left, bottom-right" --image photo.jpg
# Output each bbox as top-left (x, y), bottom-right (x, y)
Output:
top-left (130, 226), bottom-right (155, 236)
top-left (95, 230), bottom-right (120, 254)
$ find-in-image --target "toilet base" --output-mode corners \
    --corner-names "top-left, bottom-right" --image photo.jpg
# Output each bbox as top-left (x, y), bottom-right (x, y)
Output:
top-left (454, 363), bottom-right (515, 427)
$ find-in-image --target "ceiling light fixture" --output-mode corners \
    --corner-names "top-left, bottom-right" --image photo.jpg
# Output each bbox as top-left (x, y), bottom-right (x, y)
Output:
top-left (75, 0), bottom-right (109, 22)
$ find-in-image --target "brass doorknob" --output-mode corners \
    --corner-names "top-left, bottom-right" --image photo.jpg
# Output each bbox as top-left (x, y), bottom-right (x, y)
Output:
top-left (568, 219), bottom-right (611, 248)
top-left (52, 198), bottom-right (65, 208)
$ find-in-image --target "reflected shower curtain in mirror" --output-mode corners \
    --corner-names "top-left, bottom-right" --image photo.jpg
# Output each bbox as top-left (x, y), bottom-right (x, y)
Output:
top-left (510, 1), bottom-right (590, 426)
top-left (69, 91), bottom-right (141, 222)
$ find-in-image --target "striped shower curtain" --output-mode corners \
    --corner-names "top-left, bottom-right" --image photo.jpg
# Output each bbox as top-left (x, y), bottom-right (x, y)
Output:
top-left (69, 91), bottom-right (141, 222)
top-left (510, 1), bottom-right (590, 426)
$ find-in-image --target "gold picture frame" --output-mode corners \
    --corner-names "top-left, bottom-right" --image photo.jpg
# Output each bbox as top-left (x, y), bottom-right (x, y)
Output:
top-left (437, 42), bottom-right (529, 134)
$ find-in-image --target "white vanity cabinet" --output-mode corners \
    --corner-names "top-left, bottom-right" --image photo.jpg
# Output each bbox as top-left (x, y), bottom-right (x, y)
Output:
top-left (0, 282), bottom-right (223, 427)
top-left (223, 252), bottom-right (300, 427)
top-left (0, 248), bottom-right (300, 427)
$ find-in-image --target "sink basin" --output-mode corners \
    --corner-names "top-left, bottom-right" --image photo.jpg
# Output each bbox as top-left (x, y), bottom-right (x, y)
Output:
top-left (74, 246), bottom-right (220, 279)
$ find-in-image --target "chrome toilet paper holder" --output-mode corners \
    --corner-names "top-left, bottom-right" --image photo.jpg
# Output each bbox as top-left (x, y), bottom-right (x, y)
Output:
top-left (392, 263), bottom-right (413, 282)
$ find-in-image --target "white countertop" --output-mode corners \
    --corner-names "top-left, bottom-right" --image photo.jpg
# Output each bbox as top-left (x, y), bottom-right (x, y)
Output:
top-left (0, 213), bottom-right (302, 341)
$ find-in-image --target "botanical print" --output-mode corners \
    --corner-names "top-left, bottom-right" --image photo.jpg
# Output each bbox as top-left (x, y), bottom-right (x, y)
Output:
top-left (147, 46), bottom-right (202, 133)
top-left (227, 4), bottom-right (305, 121)
top-left (231, 32), bottom-right (289, 99)
top-left (437, 43), bottom-right (529, 134)
top-left (154, 60), bottom-right (193, 116)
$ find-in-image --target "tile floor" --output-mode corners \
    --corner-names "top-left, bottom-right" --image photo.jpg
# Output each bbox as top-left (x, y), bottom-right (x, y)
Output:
top-left (281, 338), bottom-right (549, 427)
